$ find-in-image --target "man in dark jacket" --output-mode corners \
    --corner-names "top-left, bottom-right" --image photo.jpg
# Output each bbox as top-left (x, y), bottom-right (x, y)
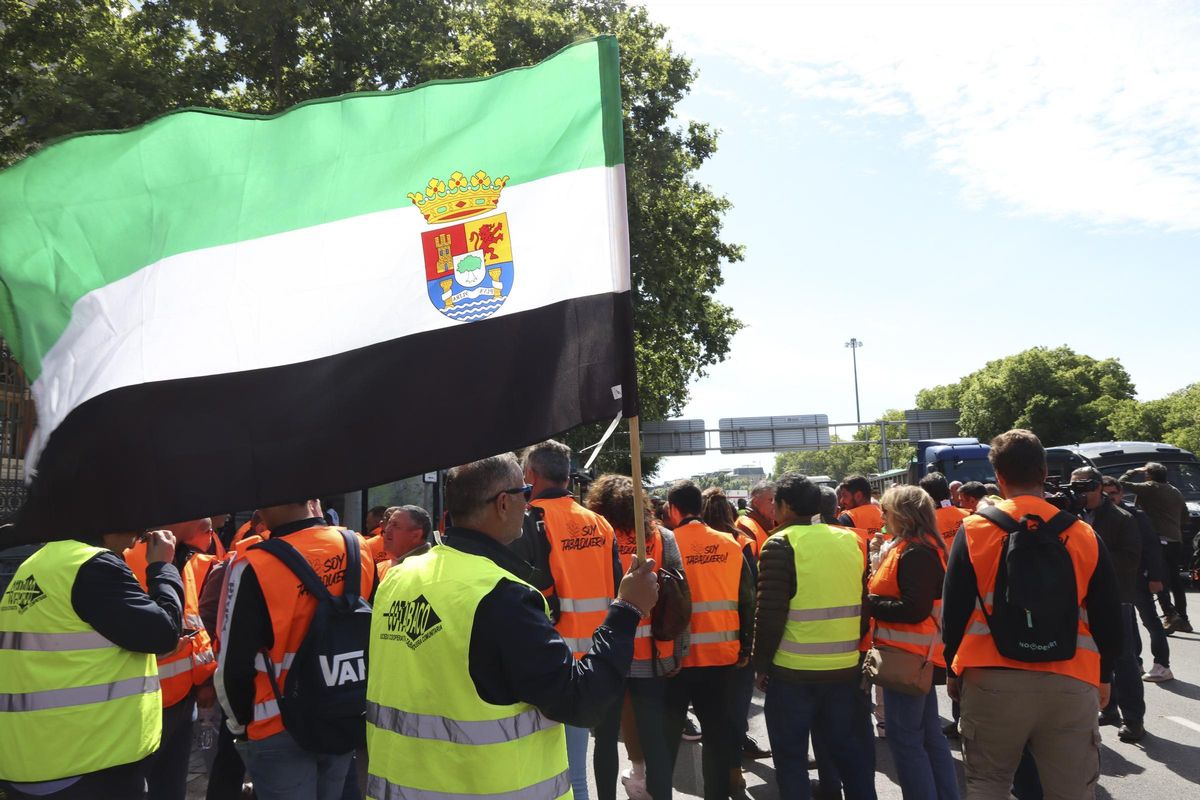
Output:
top-left (1103, 477), bottom-right (1173, 683)
top-left (1075, 468), bottom-right (1144, 741)
top-left (1121, 462), bottom-right (1191, 633)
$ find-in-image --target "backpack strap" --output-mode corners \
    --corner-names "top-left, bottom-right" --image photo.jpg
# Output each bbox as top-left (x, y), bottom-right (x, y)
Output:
top-left (339, 529), bottom-right (362, 606)
top-left (1035, 511), bottom-right (1078, 540)
top-left (975, 505), bottom-right (1021, 533)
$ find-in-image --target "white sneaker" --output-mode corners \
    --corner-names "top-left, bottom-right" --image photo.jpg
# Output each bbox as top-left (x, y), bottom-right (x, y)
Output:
top-left (621, 768), bottom-right (650, 800)
top-left (1143, 664), bottom-right (1174, 682)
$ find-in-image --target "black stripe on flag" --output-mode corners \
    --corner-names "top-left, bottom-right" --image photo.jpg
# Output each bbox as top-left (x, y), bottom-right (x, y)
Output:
top-left (14, 292), bottom-right (638, 542)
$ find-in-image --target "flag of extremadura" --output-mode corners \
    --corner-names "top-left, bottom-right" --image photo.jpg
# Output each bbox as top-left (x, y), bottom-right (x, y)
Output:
top-left (0, 37), bottom-right (637, 542)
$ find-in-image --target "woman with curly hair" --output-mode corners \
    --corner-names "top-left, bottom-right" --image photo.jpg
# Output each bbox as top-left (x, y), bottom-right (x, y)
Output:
top-left (587, 475), bottom-right (688, 800)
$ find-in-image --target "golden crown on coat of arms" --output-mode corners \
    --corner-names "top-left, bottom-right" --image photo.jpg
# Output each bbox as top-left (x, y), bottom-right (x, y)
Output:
top-left (408, 170), bottom-right (509, 224)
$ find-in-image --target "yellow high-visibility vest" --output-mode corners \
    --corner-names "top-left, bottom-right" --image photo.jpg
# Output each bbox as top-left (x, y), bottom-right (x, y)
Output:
top-left (0, 540), bottom-right (160, 782)
top-left (772, 524), bottom-right (866, 672)
top-left (366, 545), bottom-right (570, 799)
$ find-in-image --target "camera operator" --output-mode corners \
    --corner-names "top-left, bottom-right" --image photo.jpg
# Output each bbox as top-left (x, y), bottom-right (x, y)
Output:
top-left (1120, 463), bottom-right (1192, 634)
top-left (1072, 468), bottom-right (1145, 741)
top-left (1102, 477), bottom-right (1173, 683)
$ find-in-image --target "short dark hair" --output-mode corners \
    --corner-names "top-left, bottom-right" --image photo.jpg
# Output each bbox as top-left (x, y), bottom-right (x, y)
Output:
top-left (1144, 462), bottom-right (1168, 482)
top-left (445, 454), bottom-right (522, 522)
top-left (988, 429), bottom-right (1046, 488)
top-left (776, 472), bottom-right (821, 517)
top-left (666, 480), bottom-right (703, 516)
top-left (394, 505), bottom-right (433, 539)
top-left (1071, 466), bottom-right (1103, 483)
top-left (736, 498), bottom-right (747, 510)
top-left (919, 471), bottom-right (950, 504)
top-left (1101, 475), bottom-right (1120, 489)
top-left (818, 485), bottom-right (839, 524)
top-left (984, 483), bottom-right (1001, 496)
top-left (368, 505), bottom-right (388, 518)
top-left (959, 481), bottom-right (987, 500)
top-left (523, 440), bottom-right (572, 484)
top-left (837, 475), bottom-right (871, 499)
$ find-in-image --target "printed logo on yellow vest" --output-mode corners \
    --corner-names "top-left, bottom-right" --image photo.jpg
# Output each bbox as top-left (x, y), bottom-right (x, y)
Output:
top-left (1, 575), bottom-right (46, 614)
top-left (380, 594), bottom-right (443, 649)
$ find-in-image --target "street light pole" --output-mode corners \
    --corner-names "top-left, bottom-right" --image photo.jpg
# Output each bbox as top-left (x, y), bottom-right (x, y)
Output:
top-left (845, 338), bottom-right (863, 425)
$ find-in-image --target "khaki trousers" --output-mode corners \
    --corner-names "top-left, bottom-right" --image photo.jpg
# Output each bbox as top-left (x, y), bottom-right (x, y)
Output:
top-left (960, 667), bottom-right (1100, 800)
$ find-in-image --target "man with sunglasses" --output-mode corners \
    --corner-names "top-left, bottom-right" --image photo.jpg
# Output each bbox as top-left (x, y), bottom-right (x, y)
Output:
top-left (1073, 467), bottom-right (1145, 741)
top-left (366, 453), bottom-right (658, 800)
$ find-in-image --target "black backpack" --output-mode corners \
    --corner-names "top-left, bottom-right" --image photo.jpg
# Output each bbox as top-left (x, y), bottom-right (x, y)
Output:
top-left (253, 529), bottom-right (372, 754)
top-left (974, 506), bottom-right (1081, 663)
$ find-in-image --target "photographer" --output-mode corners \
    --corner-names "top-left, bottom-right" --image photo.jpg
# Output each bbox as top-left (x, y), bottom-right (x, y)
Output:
top-left (1072, 468), bottom-right (1145, 742)
top-left (1121, 462), bottom-right (1192, 633)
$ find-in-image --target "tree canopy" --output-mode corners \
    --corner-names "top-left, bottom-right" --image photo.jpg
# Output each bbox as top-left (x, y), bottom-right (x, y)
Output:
top-left (0, 0), bottom-right (742, 476)
top-left (915, 346), bottom-right (1136, 446)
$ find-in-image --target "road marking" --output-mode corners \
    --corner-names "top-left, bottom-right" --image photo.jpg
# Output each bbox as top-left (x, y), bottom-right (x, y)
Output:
top-left (1167, 716), bottom-right (1200, 734)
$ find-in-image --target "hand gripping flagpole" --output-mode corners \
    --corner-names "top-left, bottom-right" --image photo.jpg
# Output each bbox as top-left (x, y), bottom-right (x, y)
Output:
top-left (628, 415), bottom-right (648, 563)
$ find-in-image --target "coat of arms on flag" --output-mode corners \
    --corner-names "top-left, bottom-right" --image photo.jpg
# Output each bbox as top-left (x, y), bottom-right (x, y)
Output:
top-left (412, 170), bottom-right (513, 321)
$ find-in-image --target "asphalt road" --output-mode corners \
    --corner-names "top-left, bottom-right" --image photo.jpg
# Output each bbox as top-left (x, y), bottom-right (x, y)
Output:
top-left (604, 622), bottom-right (1200, 799)
top-left (182, 604), bottom-right (1200, 799)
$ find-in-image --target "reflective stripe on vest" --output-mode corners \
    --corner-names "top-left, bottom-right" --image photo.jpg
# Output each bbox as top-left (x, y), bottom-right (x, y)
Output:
top-left (534, 497), bottom-right (617, 661)
top-left (367, 545), bottom-right (568, 799)
top-left (952, 497), bottom-right (1102, 686)
top-left (367, 700), bottom-right (557, 745)
top-left (0, 630), bottom-right (117, 651)
top-left (0, 674), bottom-right (159, 713)
top-left (773, 524), bottom-right (866, 672)
top-left (366, 769), bottom-right (571, 800)
top-left (673, 521), bottom-right (743, 668)
top-left (0, 541), bottom-right (161, 782)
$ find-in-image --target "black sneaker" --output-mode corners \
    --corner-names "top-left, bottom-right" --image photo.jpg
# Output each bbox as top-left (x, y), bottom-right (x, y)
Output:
top-left (743, 734), bottom-right (772, 759)
top-left (943, 721), bottom-right (960, 739)
top-left (1118, 722), bottom-right (1146, 743)
top-left (1099, 711), bottom-right (1122, 727)
top-left (681, 717), bottom-right (702, 741)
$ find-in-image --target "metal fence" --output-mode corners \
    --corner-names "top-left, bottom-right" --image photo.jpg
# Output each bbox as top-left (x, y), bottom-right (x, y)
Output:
top-left (0, 338), bottom-right (34, 593)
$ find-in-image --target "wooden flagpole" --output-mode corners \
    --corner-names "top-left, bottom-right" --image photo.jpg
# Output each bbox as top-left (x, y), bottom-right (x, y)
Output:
top-left (628, 415), bottom-right (648, 563)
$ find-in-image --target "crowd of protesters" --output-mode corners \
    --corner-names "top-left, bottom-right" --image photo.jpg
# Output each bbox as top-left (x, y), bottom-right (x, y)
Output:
top-left (1, 430), bottom-right (1193, 800)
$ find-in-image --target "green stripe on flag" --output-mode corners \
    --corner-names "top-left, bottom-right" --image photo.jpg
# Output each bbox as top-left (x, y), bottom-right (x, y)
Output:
top-left (0, 37), bottom-right (623, 378)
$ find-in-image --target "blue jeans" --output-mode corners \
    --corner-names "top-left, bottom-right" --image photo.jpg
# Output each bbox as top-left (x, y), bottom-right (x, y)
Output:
top-left (565, 725), bottom-right (591, 800)
top-left (882, 688), bottom-right (960, 800)
top-left (1106, 603), bottom-right (1146, 724)
top-left (764, 676), bottom-right (877, 800)
top-left (235, 730), bottom-right (352, 800)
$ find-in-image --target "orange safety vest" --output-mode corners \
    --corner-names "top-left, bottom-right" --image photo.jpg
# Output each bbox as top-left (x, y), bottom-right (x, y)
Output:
top-left (934, 506), bottom-right (969, 547)
top-left (868, 536), bottom-right (947, 668)
top-left (673, 519), bottom-right (743, 668)
top-left (238, 526), bottom-right (376, 740)
top-left (734, 514), bottom-right (769, 557)
top-left (231, 520), bottom-right (269, 549)
top-left (365, 533), bottom-right (390, 565)
top-left (124, 542), bottom-right (217, 707)
top-left (951, 496), bottom-right (1101, 686)
top-left (615, 526), bottom-right (674, 664)
top-left (532, 496), bottom-right (617, 660)
top-left (843, 504), bottom-right (884, 544)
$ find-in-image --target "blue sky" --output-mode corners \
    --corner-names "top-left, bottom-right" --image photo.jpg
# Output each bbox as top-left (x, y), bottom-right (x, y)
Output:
top-left (638, 0), bottom-right (1200, 480)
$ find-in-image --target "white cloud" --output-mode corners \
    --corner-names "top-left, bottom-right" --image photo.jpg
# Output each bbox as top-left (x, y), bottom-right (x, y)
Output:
top-left (640, 0), bottom-right (1200, 231)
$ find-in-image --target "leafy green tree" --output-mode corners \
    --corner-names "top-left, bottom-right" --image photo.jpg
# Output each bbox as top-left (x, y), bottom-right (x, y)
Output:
top-left (1108, 384), bottom-right (1200, 456)
top-left (0, 0), bottom-right (742, 478)
top-left (915, 346), bottom-right (1136, 445)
